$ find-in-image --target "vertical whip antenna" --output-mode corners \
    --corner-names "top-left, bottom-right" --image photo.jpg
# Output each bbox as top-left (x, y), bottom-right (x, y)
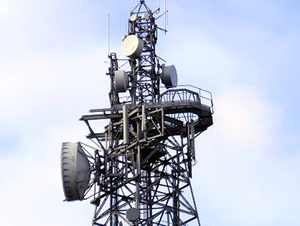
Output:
top-left (107, 13), bottom-right (110, 55)
top-left (164, 0), bottom-right (168, 33)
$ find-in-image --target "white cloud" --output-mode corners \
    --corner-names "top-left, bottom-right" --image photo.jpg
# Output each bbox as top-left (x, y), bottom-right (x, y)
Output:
top-left (0, 45), bottom-right (110, 224)
top-left (0, 1), bottom-right (117, 224)
top-left (214, 86), bottom-right (278, 152)
top-left (193, 86), bottom-right (300, 226)
top-left (0, 2), bottom-right (110, 222)
top-left (0, 124), bottom-right (94, 226)
top-left (0, 49), bottom-right (109, 122)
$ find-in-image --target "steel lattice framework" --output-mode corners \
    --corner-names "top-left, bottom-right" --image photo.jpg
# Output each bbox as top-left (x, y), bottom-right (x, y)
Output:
top-left (73, 1), bottom-right (213, 225)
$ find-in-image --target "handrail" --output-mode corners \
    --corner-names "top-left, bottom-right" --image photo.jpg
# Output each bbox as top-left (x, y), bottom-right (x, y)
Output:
top-left (115, 84), bottom-right (214, 114)
top-left (159, 85), bottom-right (214, 113)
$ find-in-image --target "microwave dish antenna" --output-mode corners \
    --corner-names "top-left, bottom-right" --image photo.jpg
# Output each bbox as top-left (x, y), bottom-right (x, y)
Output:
top-left (121, 35), bottom-right (144, 58)
top-left (61, 142), bottom-right (91, 201)
top-left (161, 64), bottom-right (178, 88)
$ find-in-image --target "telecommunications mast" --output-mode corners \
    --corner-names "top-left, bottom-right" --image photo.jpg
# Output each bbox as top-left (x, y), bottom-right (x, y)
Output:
top-left (60, 1), bottom-right (213, 225)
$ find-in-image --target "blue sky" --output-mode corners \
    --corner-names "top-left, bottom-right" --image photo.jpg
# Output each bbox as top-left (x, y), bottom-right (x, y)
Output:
top-left (0, 0), bottom-right (299, 225)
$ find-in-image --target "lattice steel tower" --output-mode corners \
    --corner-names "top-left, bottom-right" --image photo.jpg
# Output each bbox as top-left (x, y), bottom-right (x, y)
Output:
top-left (60, 1), bottom-right (213, 225)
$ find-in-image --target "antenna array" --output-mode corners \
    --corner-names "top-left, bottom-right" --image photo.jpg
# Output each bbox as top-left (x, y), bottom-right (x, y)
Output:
top-left (61, 1), bottom-right (213, 225)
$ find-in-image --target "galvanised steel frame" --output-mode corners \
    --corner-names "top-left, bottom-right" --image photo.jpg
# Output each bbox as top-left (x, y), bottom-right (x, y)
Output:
top-left (80, 1), bottom-right (213, 225)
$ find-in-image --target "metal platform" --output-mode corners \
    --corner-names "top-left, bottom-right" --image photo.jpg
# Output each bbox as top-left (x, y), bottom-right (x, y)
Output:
top-left (81, 85), bottom-right (213, 139)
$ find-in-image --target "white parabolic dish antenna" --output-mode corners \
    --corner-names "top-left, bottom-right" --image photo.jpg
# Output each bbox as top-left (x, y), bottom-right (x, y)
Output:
top-left (122, 35), bottom-right (144, 58)
top-left (61, 142), bottom-right (91, 201)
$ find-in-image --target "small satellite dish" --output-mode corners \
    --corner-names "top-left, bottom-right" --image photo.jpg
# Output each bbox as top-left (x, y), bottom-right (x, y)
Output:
top-left (61, 142), bottom-right (91, 201)
top-left (126, 208), bottom-right (139, 222)
top-left (114, 70), bottom-right (129, 92)
top-left (141, 14), bottom-right (149, 20)
top-left (130, 14), bottom-right (138, 22)
top-left (122, 35), bottom-right (144, 58)
top-left (161, 64), bottom-right (178, 88)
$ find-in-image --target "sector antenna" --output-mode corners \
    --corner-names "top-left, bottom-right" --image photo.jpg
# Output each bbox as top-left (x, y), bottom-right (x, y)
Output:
top-left (60, 1), bottom-right (214, 225)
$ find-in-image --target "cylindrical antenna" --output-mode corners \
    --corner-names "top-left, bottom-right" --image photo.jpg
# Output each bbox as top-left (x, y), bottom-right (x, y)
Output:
top-left (107, 13), bottom-right (110, 55)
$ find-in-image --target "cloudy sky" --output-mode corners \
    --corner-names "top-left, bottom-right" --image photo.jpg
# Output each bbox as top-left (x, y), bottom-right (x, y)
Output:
top-left (0, 0), bottom-right (299, 225)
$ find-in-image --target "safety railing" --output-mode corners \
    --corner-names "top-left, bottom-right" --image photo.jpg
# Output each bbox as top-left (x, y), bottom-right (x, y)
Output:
top-left (159, 84), bottom-right (214, 114)
top-left (116, 84), bottom-right (214, 114)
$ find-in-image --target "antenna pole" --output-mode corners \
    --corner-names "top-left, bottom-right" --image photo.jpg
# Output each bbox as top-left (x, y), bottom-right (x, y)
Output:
top-left (164, 0), bottom-right (167, 33)
top-left (107, 13), bottom-right (110, 55)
